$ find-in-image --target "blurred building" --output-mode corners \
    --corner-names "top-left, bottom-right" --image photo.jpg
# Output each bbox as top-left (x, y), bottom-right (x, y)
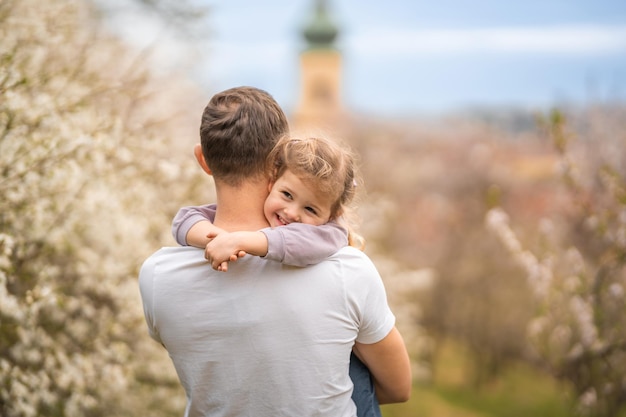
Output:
top-left (292, 0), bottom-right (347, 133)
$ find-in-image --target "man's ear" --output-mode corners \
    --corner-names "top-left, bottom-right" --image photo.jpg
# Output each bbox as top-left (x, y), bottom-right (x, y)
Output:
top-left (194, 144), bottom-right (212, 175)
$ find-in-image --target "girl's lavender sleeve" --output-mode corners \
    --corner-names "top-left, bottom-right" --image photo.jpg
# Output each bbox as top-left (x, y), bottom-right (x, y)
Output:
top-left (171, 204), bottom-right (217, 246)
top-left (260, 221), bottom-right (348, 267)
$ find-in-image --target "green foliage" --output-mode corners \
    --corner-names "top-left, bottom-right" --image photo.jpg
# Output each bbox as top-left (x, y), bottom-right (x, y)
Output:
top-left (382, 341), bottom-right (573, 417)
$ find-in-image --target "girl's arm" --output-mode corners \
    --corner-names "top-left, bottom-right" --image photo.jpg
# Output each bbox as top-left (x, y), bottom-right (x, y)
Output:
top-left (204, 222), bottom-right (348, 270)
top-left (171, 204), bottom-right (223, 247)
top-left (174, 205), bottom-right (349, 269)
top-left (261, 221), bottom-right (348, 266)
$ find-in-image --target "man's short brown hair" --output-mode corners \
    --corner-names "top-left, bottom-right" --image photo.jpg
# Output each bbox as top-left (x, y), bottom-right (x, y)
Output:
top-left (199, 86), bottom-right (289, 186)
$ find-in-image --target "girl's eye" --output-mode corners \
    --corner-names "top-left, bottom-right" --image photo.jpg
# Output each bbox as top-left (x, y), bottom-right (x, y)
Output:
top-left (281, 191), bottom-right (292, 200)
top-left (305, 206), bottom-right (318, 215)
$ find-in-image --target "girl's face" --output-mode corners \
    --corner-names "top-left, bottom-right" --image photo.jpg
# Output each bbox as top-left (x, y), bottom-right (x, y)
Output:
top-left (264, 169), bottom-right (334, 227)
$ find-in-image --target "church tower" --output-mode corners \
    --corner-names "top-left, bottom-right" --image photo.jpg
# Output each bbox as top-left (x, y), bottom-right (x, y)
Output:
top-left (292, 0), bottom-right (344, 132)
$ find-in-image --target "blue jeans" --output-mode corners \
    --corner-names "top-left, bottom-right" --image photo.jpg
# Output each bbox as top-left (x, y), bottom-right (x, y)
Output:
top-left (349, 352), bottom-right (382, 417)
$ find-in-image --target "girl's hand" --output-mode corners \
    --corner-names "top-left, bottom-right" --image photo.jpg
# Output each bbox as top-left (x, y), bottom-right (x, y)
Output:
top-left (204, 232), bottom-right (247, 271)
top-left (216, 251), bottom-right (246, 272)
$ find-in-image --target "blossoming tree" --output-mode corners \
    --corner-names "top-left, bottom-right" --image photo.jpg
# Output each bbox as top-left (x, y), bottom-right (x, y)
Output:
top-left (486, 109), bottom-right (626, 417)
top-left (0, 0), bottom-right (208, 415)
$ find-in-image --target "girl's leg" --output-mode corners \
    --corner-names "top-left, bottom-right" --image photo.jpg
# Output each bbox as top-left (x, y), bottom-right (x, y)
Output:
top-left (349, 352), bottom-right (382, 417)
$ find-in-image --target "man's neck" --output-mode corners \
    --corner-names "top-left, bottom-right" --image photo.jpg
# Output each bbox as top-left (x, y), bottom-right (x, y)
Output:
top-left (213, 179), bottom-right (270, 232)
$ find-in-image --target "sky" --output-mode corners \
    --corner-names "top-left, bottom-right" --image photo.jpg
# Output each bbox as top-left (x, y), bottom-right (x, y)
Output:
top-left (108, 0), bottom-right (626, 117)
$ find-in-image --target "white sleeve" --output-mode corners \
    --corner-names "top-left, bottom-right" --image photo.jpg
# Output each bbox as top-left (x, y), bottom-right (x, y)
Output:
top-left (341, 248), bottom-right (396, 344)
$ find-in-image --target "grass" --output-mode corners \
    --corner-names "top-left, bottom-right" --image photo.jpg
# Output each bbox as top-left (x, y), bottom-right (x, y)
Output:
top-left (381, 340), bottom-right (574, 417)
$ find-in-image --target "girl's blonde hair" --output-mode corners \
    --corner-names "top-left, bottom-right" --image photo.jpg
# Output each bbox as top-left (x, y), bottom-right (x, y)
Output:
top-left (267, 135), bottom-right (364, 249)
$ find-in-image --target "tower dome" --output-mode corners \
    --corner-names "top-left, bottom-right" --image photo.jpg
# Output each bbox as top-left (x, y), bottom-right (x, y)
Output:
top-left (302, 0), bottom-right (338, 49)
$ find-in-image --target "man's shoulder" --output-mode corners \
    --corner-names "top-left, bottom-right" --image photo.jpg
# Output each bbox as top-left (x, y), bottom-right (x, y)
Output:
top-left (154, 245), bottom-right (203, 255)
top-left (141, 246), bottom-right (205, 272)
top-left (325, 246), bottom-right (377, 271)
top-left (330, 246), bottom-right (371, 260)
top-left (147, 245), bottom-right (203, 259)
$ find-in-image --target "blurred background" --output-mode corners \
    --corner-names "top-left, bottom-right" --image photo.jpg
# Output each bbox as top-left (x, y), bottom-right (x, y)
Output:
top-left (101, 0), bottom-right (626, 116)
top-left (1, 0), bottom-right (626, 416)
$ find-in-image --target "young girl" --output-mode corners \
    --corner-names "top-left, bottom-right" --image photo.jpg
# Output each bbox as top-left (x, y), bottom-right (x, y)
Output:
top-left (171, 135), bottom-right (382, 417)
top-left (172, 134), bottom-right (363, 271)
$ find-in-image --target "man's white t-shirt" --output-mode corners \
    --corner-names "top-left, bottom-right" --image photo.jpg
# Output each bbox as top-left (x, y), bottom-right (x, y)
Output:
top-left (139, 245), bottom-right (395, 417)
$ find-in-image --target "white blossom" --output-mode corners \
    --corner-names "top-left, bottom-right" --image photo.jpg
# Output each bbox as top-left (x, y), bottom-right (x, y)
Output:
top-left (608, 283), bottom-right (624, 299)
top-left (1, 0), bottom-right (203, 415)
top-left (569, 296), bottom-right (598, 348)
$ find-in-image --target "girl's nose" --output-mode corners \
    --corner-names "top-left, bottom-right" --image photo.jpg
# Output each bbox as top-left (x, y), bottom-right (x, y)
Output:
top-left (284, 206), bottom-right (300, 222)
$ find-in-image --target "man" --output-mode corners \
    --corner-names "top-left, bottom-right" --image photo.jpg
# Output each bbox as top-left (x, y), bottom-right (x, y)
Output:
top-left (139, 86), bottom-right (411, 416)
